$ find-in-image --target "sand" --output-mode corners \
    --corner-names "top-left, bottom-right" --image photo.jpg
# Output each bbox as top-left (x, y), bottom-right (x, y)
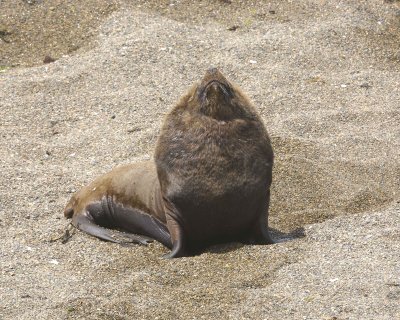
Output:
top-left (0, 0), bottom-right (399, 319)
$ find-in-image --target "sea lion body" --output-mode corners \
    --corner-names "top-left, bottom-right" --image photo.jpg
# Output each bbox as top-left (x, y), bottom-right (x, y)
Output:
top-left (155, 68), bottom-right (274, 257)
top-left (64, 68), bottom-right (274, 258)
top-left (64, 162), bottom-right (172, 248)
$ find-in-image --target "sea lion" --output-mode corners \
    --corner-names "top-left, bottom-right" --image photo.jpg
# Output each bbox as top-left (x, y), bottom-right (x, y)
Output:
top-left (64, 68), bottom-right (274, 258)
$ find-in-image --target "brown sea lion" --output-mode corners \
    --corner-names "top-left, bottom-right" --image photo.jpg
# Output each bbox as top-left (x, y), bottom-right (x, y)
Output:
top-left (64, 68), bottom-right (274, 258)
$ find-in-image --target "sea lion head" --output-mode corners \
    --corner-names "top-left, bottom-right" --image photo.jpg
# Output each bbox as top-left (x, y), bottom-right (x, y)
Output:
top-left (199, 67), bottom-right (234, 102)
top-left (183, 68), bottom-right (255, 121)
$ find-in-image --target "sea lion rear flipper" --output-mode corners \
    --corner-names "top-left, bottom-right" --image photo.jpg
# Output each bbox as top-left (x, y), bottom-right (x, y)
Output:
top-left (72, 212), bottom-right (153, 245)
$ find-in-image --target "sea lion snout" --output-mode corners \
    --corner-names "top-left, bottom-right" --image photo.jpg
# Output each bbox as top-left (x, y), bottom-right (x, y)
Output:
top-left (199, 68), bottom-right (233, 101)
top-left (205, 81), bottom-right (230, 99)
top-left (202, 67), bottom-right (229, 88)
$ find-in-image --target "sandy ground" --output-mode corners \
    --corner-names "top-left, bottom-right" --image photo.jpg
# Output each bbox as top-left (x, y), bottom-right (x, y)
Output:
top-left (1, 0), bottom-right (399, 319)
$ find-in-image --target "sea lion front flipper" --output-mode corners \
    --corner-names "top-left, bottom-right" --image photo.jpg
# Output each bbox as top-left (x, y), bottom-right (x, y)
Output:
top-left (247, 191), bottom-right (275, 245)
top-left (163, 212), bottom-right (186, 259)
top-left (72, 212), bottom-right (153, 245)
top-left (252, 214), bottom-right (275, 244)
